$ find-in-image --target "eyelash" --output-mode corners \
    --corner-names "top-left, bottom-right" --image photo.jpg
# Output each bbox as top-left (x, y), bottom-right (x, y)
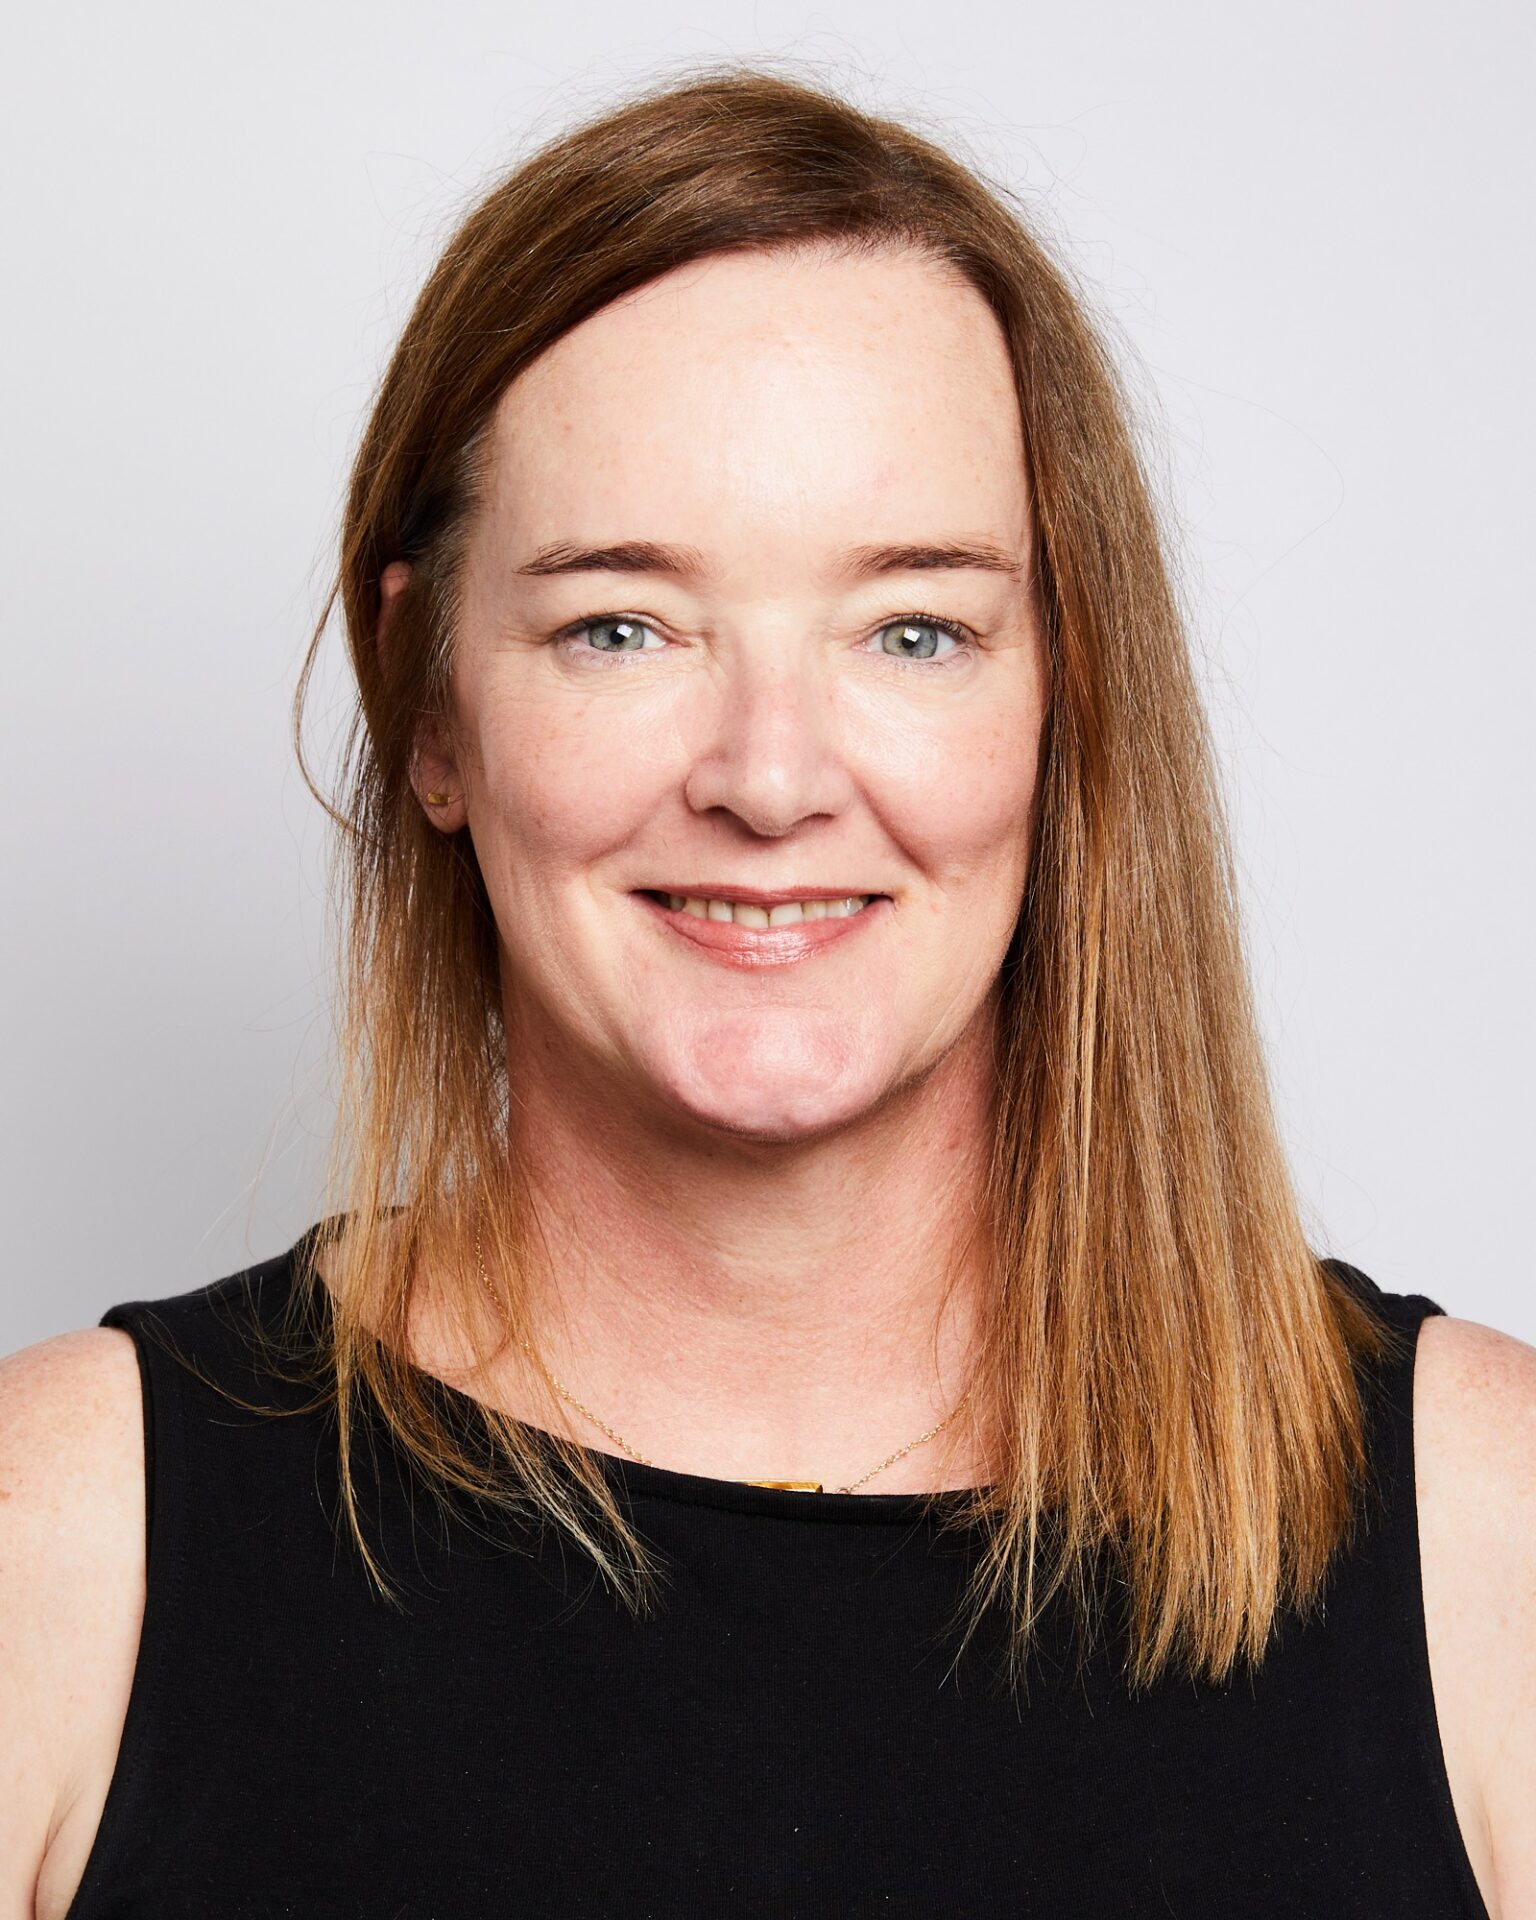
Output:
top-left (550, 608), bottom-right (976, 670)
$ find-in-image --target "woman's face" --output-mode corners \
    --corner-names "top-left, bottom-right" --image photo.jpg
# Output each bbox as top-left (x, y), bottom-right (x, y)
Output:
top-left (407, 242), bottom-right (1049, 1144)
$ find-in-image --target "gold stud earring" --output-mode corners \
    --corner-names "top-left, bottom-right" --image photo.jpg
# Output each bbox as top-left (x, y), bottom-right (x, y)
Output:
top-left (425, 790), bottom-right (452, 806)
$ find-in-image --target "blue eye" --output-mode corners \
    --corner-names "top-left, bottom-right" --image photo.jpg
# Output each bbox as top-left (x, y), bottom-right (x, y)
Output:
top-left (872, 615), bottom-right (971, 664)
top-left (566, 615), bottom-right (662, 655)
top-left (552, 609), bottom-right (974, 668)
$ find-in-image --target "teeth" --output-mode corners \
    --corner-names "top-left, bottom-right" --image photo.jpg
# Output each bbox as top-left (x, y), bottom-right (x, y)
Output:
top-left (663, 893), bottom-right (874, 925)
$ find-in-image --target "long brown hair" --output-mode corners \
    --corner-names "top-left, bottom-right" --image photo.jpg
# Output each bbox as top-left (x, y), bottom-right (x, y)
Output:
top-left (277, 59), bottom-right (1397, 1694)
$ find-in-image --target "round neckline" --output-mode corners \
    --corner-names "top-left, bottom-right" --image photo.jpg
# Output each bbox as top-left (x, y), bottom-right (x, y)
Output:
top-left (291, 1215), bottom-right (988, 1527)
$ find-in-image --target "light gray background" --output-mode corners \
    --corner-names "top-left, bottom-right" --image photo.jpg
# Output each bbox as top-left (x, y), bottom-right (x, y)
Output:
top-left (3, 4), bottom-right (1530, 1353)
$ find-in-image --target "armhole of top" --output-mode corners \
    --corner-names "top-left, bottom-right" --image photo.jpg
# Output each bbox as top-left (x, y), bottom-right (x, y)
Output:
top-left (59, 1305), bottom-right (189, 1920)
top-left (1397, 1301), bottom-right (1497, 1920)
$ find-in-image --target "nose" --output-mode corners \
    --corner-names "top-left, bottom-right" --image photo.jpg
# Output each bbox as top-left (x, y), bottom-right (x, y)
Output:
top-left (682, 632), bottom-right (857, 837)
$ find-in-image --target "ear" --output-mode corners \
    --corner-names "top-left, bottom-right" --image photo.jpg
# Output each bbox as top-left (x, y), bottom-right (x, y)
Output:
top-left (377, 560), bottom-right (468, 835)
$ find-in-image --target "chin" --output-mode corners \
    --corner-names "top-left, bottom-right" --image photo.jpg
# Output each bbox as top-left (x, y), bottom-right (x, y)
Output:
top-left (621, 1004), bottom-right (909, 1143)
top-left (651, 1056), bottom-right (895, 1145)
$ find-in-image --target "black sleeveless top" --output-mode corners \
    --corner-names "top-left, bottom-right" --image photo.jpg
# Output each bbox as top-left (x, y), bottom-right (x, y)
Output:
top-left (65, 1220), bottom-right (1491, 1918)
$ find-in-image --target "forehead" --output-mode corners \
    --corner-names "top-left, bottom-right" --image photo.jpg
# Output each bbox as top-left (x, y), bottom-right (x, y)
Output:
top-left (478, 245), bottom-right (1030, 564)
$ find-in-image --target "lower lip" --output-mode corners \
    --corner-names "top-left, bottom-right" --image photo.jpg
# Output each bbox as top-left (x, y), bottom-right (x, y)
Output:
top-left (632, 891), bottom-right (891, 968)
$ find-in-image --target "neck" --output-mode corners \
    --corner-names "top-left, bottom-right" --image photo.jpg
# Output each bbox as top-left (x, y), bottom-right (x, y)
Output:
top-left (465, 1012), bottom-right (1001, 1493)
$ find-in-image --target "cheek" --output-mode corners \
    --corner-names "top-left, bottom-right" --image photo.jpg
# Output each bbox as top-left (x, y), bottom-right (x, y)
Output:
top-left (872, 699), bottom-right (1044, 894)
top-left (475, 696), bottom-right (662, 866)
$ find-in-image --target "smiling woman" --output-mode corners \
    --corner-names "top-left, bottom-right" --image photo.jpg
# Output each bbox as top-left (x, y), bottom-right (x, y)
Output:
top-left (378, 240), bottom-right (1046, 1153)
top-left (5, 57), bottom-right (1533, 1920)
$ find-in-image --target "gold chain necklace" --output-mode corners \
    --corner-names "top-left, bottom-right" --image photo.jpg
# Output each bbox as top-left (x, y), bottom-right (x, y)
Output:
top-left (472, 1222), bottom-right (976, 1494)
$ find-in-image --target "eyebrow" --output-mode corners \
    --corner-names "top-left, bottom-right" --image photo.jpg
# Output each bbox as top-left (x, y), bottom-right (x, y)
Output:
top-left (512, 538), bottom-right (1023, 580)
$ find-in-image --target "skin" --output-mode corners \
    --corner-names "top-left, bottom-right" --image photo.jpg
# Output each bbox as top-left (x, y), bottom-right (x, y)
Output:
top-left (390, 243), bottom-right (1048, 1493)
top-left (1, 243), bottom-right (1532, 1916)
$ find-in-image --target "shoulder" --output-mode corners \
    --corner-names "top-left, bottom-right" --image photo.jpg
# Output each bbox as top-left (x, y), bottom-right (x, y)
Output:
top-left (1413, 1312), bottom-right (1536, 1919)
top-left (0, 1326), bottom-right (148, 1907)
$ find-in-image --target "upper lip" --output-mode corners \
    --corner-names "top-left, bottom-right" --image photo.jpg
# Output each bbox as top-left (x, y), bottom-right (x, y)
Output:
top-left (639, 885), bottom-right (889, 907)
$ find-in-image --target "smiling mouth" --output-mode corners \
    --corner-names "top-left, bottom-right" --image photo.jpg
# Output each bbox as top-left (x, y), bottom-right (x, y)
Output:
top-left (631, 888), bottom-right (891, 967)
top-left (637, 889), bottom-right (886, 927)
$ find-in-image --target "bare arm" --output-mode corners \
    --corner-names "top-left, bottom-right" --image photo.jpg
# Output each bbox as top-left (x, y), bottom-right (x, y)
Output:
top-left (1417, 1313), bottom-right (1536, 1920)
top-left (0, 1328), bottom-right (147, 1920)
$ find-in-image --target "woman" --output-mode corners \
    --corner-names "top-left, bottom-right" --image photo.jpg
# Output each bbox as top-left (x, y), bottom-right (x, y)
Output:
top-left (3, 64), bottom-right (1531, 1918)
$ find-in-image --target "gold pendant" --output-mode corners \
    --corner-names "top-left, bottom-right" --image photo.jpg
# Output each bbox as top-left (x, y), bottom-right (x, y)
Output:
top-left (746, 1478), bottom-right (824, 1491)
